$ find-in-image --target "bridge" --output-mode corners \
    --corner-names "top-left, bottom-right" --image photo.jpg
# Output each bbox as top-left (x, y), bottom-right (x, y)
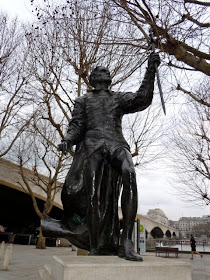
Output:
top-left (138, 214), bottom-right (178, 239)
top-left (118, 208), bottom-right (178, 239)
top-left (0, 158), bottom-right (178, 238)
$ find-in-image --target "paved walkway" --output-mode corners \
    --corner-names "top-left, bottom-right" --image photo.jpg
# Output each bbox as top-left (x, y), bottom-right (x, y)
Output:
top-left (144, 251), bottom-right (210, 280)
top-left (0, 244), bottom-right (209, 280)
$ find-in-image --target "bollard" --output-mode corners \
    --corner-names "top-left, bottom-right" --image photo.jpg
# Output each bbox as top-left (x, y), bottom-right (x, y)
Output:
top-left (8, 244), bottom-right (13, 264)
top-left (0, 241), bottom-right (5, 260)
top-left (2, 244), bottom-right (12, 271)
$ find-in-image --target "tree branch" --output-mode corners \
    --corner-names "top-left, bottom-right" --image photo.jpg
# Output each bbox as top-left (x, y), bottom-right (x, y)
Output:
top-left (184, 0), bottom-right (210, 6)
top-left (19, 157), bottom-right (44, 220)
top-left (184, 13), bottom-right (210, 28)
top-left (176, 84), bottom-right (210, 107)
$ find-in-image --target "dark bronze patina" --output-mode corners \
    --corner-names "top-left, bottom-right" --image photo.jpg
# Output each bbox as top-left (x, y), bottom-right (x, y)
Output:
top-left (41, 53), bottom-right (160, 261)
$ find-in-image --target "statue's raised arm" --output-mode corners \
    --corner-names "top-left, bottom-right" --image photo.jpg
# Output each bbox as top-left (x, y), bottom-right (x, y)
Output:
top-left (118, 52), bottom-right (160, 114)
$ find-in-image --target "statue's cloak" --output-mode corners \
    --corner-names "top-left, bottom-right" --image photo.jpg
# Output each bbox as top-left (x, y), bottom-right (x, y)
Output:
top-left (41, 143), bottom-right (122, 255)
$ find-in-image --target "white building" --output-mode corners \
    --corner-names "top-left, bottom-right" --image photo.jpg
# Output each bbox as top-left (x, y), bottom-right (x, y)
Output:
top-left (175, 216), bottom-right (210, 238)
top-left (147, 208), bottom-right (169, 226)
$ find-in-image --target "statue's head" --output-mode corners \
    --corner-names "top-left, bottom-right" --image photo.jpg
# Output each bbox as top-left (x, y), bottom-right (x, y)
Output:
top-left (89, 66), bottom-right (111, 88)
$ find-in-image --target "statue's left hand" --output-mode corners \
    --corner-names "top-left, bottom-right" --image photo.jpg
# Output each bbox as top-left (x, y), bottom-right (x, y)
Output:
top-left (58, 140), bottom-right (68, 155)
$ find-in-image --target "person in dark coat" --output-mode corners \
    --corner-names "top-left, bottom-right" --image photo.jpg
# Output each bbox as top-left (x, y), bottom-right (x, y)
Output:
top-left (190, 234), bottom-right (203, 259)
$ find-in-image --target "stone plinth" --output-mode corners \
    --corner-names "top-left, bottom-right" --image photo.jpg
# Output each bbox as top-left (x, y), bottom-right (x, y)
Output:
top-left (39, 256), bottom-right (192, 280)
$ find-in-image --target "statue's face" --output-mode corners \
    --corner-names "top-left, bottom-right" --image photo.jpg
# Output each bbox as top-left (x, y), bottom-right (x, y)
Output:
top-left (89, 66), bottom-right (111, 88)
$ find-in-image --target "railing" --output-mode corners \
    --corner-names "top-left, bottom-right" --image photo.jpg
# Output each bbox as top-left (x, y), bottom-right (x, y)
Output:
top-left (146, 239), bottom-right (210, 252)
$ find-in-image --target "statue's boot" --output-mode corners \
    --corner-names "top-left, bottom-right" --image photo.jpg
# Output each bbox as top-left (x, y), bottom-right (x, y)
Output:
top-left (118, 239), bottom-right (143, 261)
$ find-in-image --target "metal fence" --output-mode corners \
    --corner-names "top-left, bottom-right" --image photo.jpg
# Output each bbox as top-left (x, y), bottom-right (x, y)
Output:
top-left (154, 240), bottom-right (210, 252)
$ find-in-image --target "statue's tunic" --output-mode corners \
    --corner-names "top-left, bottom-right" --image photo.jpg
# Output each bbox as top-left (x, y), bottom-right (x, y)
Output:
top-left (65, 67), bottom-right (156, 155)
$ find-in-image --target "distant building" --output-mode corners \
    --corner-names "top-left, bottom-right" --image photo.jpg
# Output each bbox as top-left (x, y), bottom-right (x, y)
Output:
top-left (202, 215), bottom-right (210, 219)
top-left (173, 215), bottom-right (210, 238)
top-left (147, 208), bottom-right (169, 226)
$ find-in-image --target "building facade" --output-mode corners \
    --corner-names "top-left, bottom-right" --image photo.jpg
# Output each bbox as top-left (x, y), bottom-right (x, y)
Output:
top-left (147, 208), bottom-right (169, 226)
top-left (172, 215), bottom-right (210, 238)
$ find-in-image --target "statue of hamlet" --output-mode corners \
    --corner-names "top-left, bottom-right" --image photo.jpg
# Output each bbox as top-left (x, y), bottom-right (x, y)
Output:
top-left (41, 52), bottom-right (160, 261)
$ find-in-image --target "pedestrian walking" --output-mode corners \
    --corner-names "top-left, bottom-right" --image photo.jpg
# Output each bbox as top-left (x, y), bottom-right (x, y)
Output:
top-left (190, 234), bottom-right (203, 259)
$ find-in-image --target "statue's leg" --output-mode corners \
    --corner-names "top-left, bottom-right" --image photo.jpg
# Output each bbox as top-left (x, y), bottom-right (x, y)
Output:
top-left (111, 148), bottom-right (143, 261)
top-left (83, 152), bottom-right (104, 255)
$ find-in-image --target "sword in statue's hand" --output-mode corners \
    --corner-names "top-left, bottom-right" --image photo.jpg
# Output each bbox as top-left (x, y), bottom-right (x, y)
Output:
top-left (149, 28), bottom-right (166, 115)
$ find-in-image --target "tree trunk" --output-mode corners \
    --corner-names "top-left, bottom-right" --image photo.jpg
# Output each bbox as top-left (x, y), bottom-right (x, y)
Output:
top-left (36, 226), bottom-right (46, 249)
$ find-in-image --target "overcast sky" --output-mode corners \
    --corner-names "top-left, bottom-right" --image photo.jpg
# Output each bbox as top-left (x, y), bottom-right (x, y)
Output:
top-left (1, 0), bottom-right (209, 221)
top-left (0, 0), bottom-right (34, 21)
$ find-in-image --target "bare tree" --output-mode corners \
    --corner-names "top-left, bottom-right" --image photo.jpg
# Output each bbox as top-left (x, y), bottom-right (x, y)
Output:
top-left (169, 82), bottom-right (210, 206)
top-left (192, 222), bottom-right (210, 238)
top-left (30, 0), bottom-right (151, 92)
top-left (108, 0), bottom-right (210, 117)
top-left (0, 12), bottom-right (20, 86)
top-left (0, 12), bottom-right (31, 157)
top-left (111, 0), bottom-right (210, 76)
top-left (124, 104), bottom-right (166, 168)
top-left (14, 124), bottom-right (67, 248)
top-left (27, 0), bottom-right (166, 161)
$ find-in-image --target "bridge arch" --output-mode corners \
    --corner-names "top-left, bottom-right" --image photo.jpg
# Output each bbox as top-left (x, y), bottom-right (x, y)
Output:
top-left (150, 227), bottom-right (164, 239)
top-left (165, 230), bottom-right (171, 238)
top-left (139, 214), bottom-right (179, 240)
top-left (172, 232), bottom-right (177, 237)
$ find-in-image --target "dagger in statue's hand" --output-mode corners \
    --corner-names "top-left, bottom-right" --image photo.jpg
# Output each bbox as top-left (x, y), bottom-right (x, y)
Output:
top-left (149, 28), bottom-right (166, 115)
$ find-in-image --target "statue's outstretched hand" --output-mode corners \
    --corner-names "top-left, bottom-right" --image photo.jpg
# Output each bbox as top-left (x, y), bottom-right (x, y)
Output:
top-left (58, 140), bottom-right (69, 155)
top-left (148, 52), bottom-right (160, 68)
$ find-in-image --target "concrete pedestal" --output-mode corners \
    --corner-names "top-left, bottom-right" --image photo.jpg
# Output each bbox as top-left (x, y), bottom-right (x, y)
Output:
top-left (39, 256), bottom-right (192, 280)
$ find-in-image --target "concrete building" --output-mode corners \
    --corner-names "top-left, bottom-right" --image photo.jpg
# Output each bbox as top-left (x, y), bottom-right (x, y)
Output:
top-left (147, 208), bottom-right (169, 226)
top-left (172, 216), bottom-right (210, 238)
top-left (0, 157), bottom-right (63, 233)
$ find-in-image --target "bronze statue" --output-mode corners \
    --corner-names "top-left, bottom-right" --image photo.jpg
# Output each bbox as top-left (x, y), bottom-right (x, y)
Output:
top-left (41, 53), bottom-right (160, 261)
